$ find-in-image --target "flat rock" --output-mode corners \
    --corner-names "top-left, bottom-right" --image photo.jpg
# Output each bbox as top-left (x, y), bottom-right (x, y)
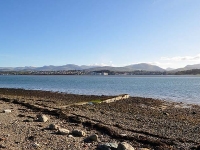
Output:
top-left (58, 128), bottom-right (70, 135)
top-left (3, 109), bottom-right (11, 113)
top-left (119, 134), bottom-right (127, 137)
top-left (117, 142), bottom-right (135, 150)
top-left (97, 143), bottom-right (118, 150)
top-left (23, 119), bottom-right (34, 122)
top-left (72, 129), bottom-right (86, 137)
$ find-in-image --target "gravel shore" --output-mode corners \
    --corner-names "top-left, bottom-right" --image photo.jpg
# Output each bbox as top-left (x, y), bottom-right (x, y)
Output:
top-left (0, 88), bottom-right (200, 150)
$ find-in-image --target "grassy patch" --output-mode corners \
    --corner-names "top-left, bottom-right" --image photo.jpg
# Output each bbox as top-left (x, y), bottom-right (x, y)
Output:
top-left (89, 99), bottom-right (102, 104)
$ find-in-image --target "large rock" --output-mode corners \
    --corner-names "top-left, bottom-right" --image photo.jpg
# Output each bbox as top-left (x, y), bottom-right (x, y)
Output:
top-left (49, 124), bottom-right (59, 130)
top-left (58, 128), bottom-right (70, 135)
top-left (72, 129), bottom-right (86, 137)
top-left (86, 134), bottom-right (98, 141)
top-left (117, 142), bottom-right (135, 150)
top-left (97, 143), bottom-right (118, 150)
top-left (37, 114), bottom-right (48, 122)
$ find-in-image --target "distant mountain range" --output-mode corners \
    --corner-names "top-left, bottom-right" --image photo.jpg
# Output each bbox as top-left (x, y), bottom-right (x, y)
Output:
top-left (0, 64), bottom-right (98, 71)
top-left (1, 63), bottom-right (200, 72)
top-left (172, 64), bottom-right (200, 72)
top-left (87, 63), bottom-right (165, 72)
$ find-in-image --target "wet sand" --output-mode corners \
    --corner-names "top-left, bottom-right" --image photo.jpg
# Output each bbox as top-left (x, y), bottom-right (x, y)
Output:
top-left (0, 88), bottom-right (200, 150)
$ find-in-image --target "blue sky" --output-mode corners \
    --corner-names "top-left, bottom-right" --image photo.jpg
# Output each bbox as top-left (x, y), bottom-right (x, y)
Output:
top-left (0, 0), bottom-right (200, 69)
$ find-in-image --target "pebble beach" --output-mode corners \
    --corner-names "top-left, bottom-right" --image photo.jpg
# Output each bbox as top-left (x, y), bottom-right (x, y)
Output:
top-left (0, 88), bottom-right (200, 150)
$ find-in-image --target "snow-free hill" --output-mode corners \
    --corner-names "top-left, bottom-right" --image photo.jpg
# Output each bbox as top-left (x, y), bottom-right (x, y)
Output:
top-left (0, 64), bottom-right (99, 71)
top-left (124, 63), bottom-right (165, 72)
top-left (0, 63), bottom-right (166, 72)
top-left (170, 64), bottom-right (200, 72)
top-left (87, 63), bottom-right (165, 72)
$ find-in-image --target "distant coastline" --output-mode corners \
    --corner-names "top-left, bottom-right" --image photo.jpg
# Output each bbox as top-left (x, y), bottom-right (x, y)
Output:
top-left (1, 69), bottom-right (200, 75)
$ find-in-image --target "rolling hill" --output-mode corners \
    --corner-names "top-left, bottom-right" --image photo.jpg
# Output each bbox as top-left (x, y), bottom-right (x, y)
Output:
top-left (6, 63), bottom-right (200, 72)
top-left (0, 63), bottom-right (166, 72)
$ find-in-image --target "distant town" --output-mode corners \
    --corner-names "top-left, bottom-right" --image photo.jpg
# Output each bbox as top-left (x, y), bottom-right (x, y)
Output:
top-left (1, 69), bottom-right (200, 75)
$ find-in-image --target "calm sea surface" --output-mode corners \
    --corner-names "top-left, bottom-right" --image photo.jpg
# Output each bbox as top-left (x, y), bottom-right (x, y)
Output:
top-left (0, 75), bottom-right (200, 104)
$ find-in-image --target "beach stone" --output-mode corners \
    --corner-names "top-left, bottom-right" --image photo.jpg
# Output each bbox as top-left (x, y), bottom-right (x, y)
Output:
top-left (196, 145), bottom-right (200, 150)
top-left (33, 142), bottom-right (40, 148)
top-left (163, 112), bottom-right (169, 116)
top-left (68, 134), bottom-right (73, 138)
top-left (97, 143), bottom-right (118, 150)
top-left (119, 134), bottom-right (127, 137)
top-left (28, 118), bottom-right (34, 122)
top-left (72, 129), bottom-right (86, 137)
top-left (117, 142), bottom-right (135, 150)
top-left (49, 124), bottom-right (59, 130)
top-left (68, 116), bottom-right (82, 123)
top-left (3, 109), bottom-right (11, 113)
top-left (58, 128), bottom-right (70, 135)
top-left (86, 134), bottom-right (99, 141)
top-left (28, 136), bottom-right (36, 141)
top-left (37, 114), bottom-right (48, 122)
top-left (0, 144), bottom-right (6, 148)
top-left (192, 111), bottom-right (196, 115)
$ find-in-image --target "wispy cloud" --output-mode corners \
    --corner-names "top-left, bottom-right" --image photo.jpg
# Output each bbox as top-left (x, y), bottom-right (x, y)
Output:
top-left (148, 61), bottom-right (172, 66)
top-left (90, 61), bottom-right (114, 67)
top-left (161, 54), bottom-right (200, 61)
top-left (130, 61), bottom-right (171, 65)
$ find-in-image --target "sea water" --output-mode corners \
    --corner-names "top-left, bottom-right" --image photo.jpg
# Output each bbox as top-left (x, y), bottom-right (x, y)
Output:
top-left (0, 75), bottom-right (200, 104)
